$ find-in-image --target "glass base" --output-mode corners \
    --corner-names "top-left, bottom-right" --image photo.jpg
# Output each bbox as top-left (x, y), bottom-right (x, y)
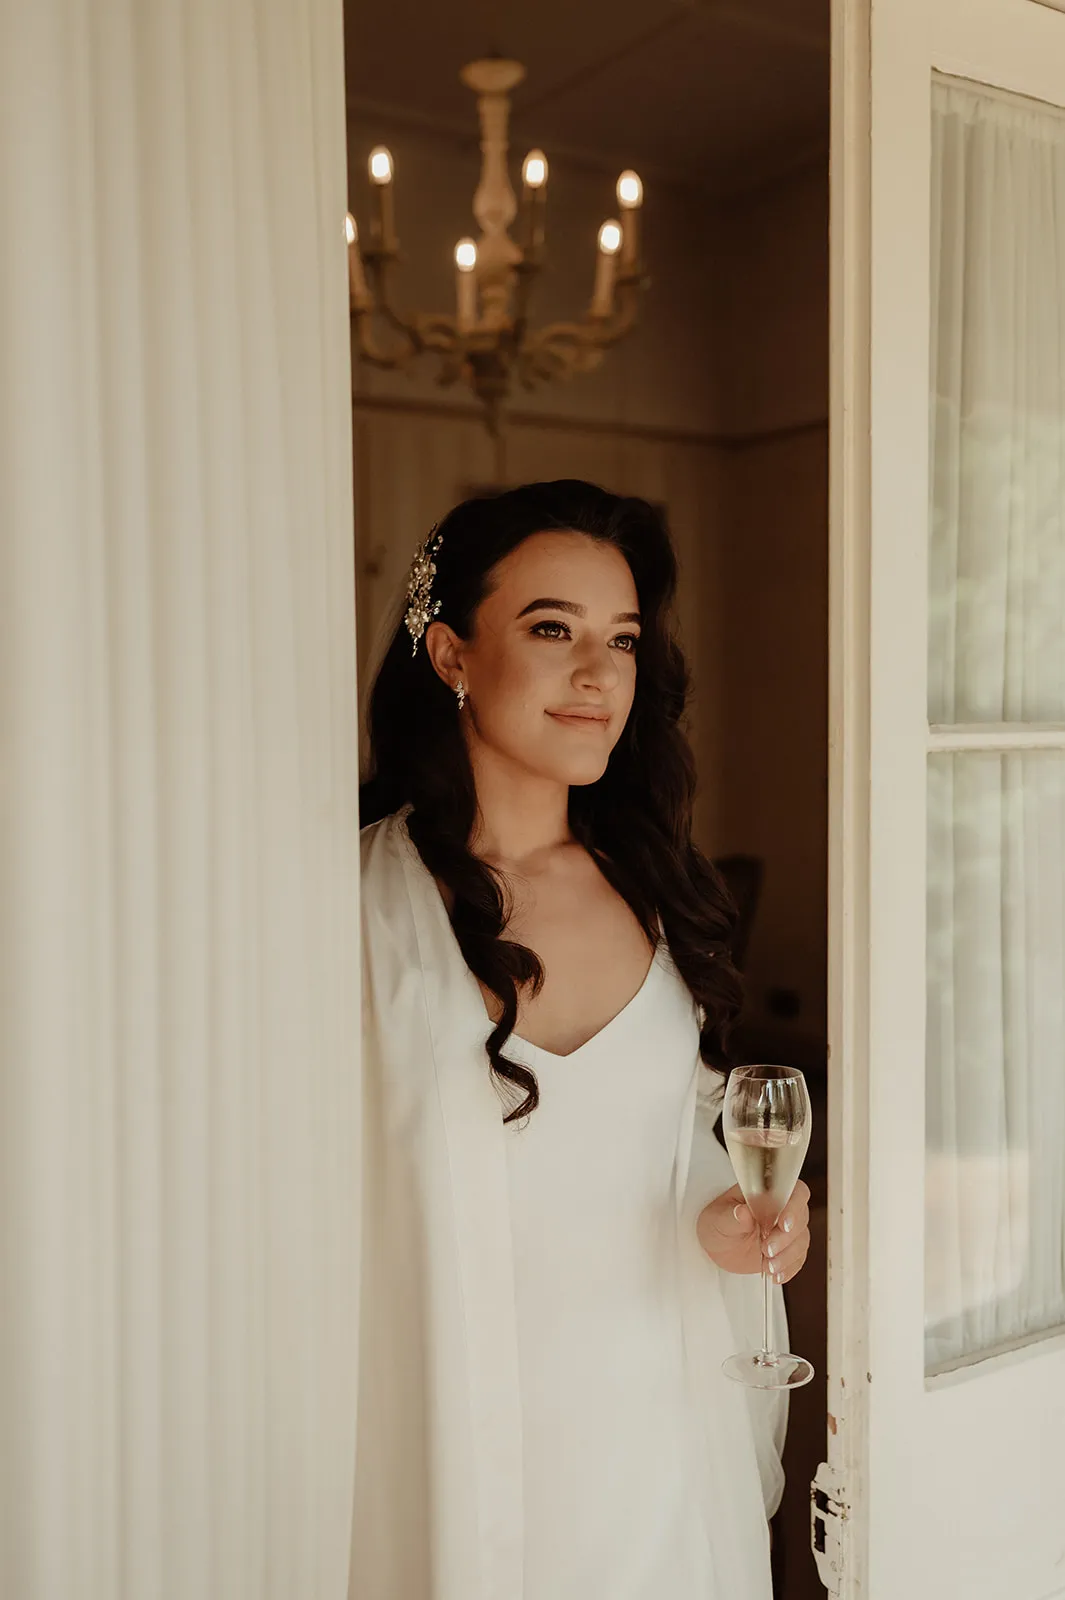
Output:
top-left (722, 1351), bottom-right (815, 1390)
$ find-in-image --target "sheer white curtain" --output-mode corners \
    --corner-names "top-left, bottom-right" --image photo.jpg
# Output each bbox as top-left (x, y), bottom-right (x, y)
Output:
top-left (0, 3), bottom-right (360, 1596)
top-left (925, 78), bottom-right (1065, 1369)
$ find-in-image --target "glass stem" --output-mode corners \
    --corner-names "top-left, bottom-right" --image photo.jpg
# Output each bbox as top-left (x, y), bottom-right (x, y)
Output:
top-left (761, 1232), bottom-right (772, 1361)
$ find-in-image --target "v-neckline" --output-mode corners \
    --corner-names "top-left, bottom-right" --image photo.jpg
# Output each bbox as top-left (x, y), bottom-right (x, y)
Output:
top-left (395, 810), bottom-right (663, 1065)
top-left (509, 945), bottom-right (661, 1062)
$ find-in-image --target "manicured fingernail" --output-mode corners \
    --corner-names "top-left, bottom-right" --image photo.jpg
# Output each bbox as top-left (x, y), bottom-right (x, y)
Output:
top-left (783, 1218), bottom-right (794, 1233)
top-left (733, 1205), bottom-right (746, 1222)
top-left (766, 1240), bottom-right (779, 1257)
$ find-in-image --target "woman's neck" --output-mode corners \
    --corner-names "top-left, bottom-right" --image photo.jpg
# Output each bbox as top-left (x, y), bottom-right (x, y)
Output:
top-left (467, 744), bottom-right (572, 871)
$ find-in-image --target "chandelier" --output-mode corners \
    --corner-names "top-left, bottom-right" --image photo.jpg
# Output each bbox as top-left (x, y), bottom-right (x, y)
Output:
top-left (346, 57), bottom-right (647, 434)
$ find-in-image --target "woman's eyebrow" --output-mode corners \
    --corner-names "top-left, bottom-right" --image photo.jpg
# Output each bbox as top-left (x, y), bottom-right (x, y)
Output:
top-left (516, 597), bottom-right (641, 624)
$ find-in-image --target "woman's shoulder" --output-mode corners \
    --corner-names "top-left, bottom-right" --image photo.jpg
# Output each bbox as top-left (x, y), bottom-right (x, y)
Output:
top-left (358, 811), bottom-right (420, 970)
top-left (359, 806), bottom-right (411, 871)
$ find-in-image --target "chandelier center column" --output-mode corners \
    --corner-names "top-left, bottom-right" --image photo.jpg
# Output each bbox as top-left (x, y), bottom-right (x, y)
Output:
top-left (460, 58), bottom-right (525, 330)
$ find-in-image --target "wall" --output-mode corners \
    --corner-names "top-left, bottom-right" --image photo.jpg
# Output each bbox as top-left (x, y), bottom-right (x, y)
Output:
top-left (715, 162), bottom-right (830, 1059)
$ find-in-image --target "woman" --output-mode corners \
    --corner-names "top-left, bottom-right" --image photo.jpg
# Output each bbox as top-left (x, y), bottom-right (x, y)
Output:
top-left (352, 481), bottom-right (811, 1600)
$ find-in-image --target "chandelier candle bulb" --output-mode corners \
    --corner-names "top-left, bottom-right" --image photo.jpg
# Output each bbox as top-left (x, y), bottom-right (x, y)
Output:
top-left (368, 145), bottom-right (396, 252)
top-left (455, 238), bottom-right (478, 332)
top-left (520, 149), bottom-right (548, 256)
top-left (591, 220), bottom-right (622, 317)
top-left (522, 150), bottom-right (547, 188)
top-left (345, 214), bottom-right (372, 310)
top-left (616, 170), bottom-right (643, 271)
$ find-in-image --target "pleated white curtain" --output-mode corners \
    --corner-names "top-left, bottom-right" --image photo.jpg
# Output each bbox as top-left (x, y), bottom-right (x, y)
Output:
top-left (0, 3), bottom-right (360, 1597)
top-left (925, 78), bottom-right (1065, 1369)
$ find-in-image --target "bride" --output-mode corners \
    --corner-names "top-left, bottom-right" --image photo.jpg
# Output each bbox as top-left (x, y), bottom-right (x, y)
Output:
top-left (352, 479), bottom-right (810, 1600)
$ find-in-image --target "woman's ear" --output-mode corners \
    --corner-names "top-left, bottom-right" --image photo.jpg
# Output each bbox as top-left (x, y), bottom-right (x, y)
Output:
top-left (424, 620), bottom-right (464, 692)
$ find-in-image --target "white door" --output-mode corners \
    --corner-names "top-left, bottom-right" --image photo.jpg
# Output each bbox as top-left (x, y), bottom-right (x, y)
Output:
top-left (822, 1), bottom-right (1065, 1595)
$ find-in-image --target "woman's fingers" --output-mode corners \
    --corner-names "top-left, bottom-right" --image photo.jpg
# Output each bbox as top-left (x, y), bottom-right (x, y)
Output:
top-left (763, 1183), bottom-right (812, 1284)
top-left (714, 1185), bottom-right (758, 1238)
top-left (696, 1188), bottom-right (764, 1272)
top-left (778, 1180), bottom-right (811, 1235)
top-left (764, 1229), bottom-right (803, 1263)
top-left (764, 1234), bottom-right (809, 1283)
top-left (763, 1183), bottom-right (811, 1254)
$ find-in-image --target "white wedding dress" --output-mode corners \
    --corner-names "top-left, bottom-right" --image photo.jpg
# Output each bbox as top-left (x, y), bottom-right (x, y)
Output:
top-left (350, 812), bottom-right (786, 1600)
top-left (505, 946), bottom-right (720, 1597)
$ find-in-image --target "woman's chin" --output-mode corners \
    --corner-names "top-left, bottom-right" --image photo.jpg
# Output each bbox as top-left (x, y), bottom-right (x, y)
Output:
top-left (482, 734), bottom-right (613, 788)
top-left (553, 755), bottom-right (612, 788)
top-left (500, 753), bottom-right (609, 788)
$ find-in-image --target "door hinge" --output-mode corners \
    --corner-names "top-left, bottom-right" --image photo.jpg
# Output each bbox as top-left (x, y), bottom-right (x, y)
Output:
top-left (810, 1461), bottom-right (848, 1596)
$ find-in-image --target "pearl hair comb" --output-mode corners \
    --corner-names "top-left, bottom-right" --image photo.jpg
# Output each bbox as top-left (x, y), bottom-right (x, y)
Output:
top-left (404, 525), bottom-right (443, 656)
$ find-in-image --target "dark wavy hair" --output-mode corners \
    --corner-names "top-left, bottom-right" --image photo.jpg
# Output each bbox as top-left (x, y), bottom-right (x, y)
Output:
top-left (360, 480), bottom-right (744, 1122)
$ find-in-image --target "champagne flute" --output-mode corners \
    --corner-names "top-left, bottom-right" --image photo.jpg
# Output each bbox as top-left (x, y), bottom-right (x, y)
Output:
top-left (721, 1065), bottom-right (814, 1390)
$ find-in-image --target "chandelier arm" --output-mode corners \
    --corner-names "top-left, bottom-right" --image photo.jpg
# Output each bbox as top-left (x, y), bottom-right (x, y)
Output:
top-left (351, 306), bottom-right (418, 370)
top-left (519, 277), bottom-right (645, 372)
top-left (363, 255), bottom-right (435, 355)
top-left (517, 332), bottom-right (596, 387)
top-left (521, 322), bottom-right (593, 356)
top-left (576, 280), bottom-right (644, 349)
top-left (410, 314), bottom-right (461, 355)
top-left (597, 277), bottom-right (643, 342)
top-left (517, 318), bottom-right (614, 376)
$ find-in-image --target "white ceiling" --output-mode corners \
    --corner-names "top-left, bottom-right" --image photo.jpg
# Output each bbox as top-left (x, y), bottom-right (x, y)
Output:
top-left (344, 0), bottom-right (829, 197)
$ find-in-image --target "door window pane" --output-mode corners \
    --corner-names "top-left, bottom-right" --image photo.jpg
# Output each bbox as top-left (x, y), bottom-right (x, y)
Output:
top-left (926, 752), bottom-right (1065, 1369)
top-left (928, 80), bottom-right (1065, 726)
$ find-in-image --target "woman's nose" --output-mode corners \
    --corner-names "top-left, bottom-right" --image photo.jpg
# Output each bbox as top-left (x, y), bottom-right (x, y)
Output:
top-left (572, 638), bottom-right (620, 691)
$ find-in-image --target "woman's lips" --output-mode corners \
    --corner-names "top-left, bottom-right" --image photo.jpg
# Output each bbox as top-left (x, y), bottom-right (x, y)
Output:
top-left (547, 710), bottom-right (610, 728)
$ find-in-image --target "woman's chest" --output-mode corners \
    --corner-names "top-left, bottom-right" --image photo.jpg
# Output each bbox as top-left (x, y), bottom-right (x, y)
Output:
top-left (504, 874), bottom-right (657, 1057)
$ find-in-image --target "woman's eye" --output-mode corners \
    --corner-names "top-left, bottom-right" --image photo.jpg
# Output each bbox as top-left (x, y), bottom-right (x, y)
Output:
top-left (529, 621), bottom-right (639, 652)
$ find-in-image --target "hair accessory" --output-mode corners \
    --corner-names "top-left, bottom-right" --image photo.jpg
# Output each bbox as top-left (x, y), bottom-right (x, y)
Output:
top-left (404, 526), bottom-right (444, 656)
top-left (454, 680), bottom-right (467, 711)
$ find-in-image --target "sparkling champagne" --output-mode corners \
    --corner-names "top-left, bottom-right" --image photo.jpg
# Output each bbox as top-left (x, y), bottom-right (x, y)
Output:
top-left (724, 1125), bottom-right (809, 1233)
top-left (721, 1065), bottom-right (814, 1390)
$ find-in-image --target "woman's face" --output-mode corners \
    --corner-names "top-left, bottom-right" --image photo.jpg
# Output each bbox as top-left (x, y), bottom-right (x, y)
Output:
top-left (429, 530), bottom-right (641, 789)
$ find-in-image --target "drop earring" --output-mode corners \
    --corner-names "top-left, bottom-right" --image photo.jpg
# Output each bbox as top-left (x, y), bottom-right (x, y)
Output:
top-left (454, 680), bottom-right (467, 711)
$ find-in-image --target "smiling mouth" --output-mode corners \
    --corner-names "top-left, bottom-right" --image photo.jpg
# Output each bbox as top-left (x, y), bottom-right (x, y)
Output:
top-left (547, 710), bottom-right (610, 727)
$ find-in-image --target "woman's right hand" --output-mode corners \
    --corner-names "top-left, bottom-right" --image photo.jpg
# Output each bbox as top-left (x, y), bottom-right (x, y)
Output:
top-left (695, 1181), bottom-right (811, 1285)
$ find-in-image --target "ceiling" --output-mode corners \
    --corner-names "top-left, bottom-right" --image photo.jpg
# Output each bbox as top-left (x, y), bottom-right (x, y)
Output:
top-left (344, 0), bottom-right (829, 198)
